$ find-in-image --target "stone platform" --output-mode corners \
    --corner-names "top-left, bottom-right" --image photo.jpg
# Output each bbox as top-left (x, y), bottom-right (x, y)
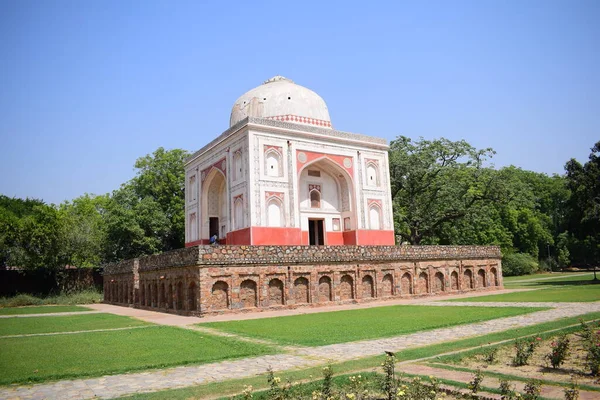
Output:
top-left (102, 245), bottom-right (503, 317)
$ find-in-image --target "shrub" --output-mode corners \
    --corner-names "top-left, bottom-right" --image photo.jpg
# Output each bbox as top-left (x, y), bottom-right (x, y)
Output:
top-left (380, 354), bottom-right (397, 400)
top-left (241, 385), bottom-right (253, 400)
top-left (546, 334), bottom-right (570, 369)
top-left (482, 347), bottom-right (499, 364)
top-left (564, 377), bottom-right (579, 400)
top-left (539, 257), bottom-right (559, 272)
top-left (0, 289), bottom-right (102, 308)
top-left (397, 376), bottom-right (439, 400)
top-left (468, 368), bottom-right (484, 397)
top-left (266, 367), bottom-right (291, 400)
top-left (513, 337), bottom-right (541, 366)
top-left (0, 294), bottom-right (44, 307)
top-left (523, 379), bottom-right (542, 400)
top-left (502, 253), bottom-right (539, 276)
top-left (342, 374), bottom-right (367, 400)
top-left (584, 331), bottom-right (600, 376)
top-left (321, 365), bottom-right (334, 399)
top-left (499, 379), bottom-right (517, 400)
top-left (43, 289), bottom-right (102, 305)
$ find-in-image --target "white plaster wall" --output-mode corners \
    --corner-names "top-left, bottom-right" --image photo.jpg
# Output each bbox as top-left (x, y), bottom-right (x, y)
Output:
top-left (298, 168), bottom-right (340, 211)
top-left (186, 120), bottom-right (393, 242)
top-left (184, 129), bottom-right (248, 242)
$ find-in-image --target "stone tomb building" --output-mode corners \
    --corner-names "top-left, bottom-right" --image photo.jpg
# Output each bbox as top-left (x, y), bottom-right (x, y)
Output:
top-left (103, 76), bottom-right (504, 316)
top-left (103, 245), bottom-right (503, 316)
top-left (185, 75), bottom-right (395, 246)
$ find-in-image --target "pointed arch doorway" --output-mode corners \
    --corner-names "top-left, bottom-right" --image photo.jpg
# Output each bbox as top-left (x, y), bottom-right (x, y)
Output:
top-left (201, 168), bottom-right (227, 243)
top-left (299, 157), bottom-right (355, 245)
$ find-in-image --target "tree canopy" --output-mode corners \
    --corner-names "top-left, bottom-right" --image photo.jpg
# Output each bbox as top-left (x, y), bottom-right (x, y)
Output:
top-left (0, 147), bottom-right (188, 269)
top-left (1, 139), bottom-right (598, 273)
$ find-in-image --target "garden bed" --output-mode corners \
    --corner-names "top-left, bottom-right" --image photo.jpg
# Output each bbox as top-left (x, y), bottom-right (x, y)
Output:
top-left (431, 320), bottom-right (600, 390)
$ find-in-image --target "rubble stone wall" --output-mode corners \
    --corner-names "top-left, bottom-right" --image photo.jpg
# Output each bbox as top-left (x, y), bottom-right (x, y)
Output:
top-left (103, 245), bottom-right (503, 317)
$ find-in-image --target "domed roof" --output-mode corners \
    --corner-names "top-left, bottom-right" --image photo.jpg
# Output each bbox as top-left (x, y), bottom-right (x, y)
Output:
top-left (230, 76), bottom-right (332, 129)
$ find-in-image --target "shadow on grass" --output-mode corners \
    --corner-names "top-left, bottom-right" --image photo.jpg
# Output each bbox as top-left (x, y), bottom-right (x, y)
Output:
top-left (521, 279), bottom-right (600, 287)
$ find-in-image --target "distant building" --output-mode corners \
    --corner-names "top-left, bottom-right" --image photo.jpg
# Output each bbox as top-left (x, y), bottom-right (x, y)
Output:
top-left (184, 76), bottom-right (395, 246)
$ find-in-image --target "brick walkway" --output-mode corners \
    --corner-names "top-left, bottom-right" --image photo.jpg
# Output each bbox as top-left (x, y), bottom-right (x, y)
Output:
top-left (1, 300), bottom-right (599, 399)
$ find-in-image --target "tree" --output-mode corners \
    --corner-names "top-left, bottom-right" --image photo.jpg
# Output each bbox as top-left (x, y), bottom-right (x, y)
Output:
top-left (58, 194), bottom-right (109, 268)
top-left (389, 136), bottom-right (500, 244)
top-left (0, 196), bottom-right (67, 270)
top-left (103, 147), bottom-right (189, 261)
top-left (564, 141), bottom-right (600, 265)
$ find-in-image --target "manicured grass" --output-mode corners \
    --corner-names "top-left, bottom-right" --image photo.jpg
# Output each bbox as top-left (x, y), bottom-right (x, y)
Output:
top-left (0, 325), bottom-right (275, 385)
top-left (202, 305), bottom-right (545, 346)
top-left (449, 284), bottom-right (600, 302)
top-left (121, 312), bottom-right (600, 400)
top-left (0, 313), bottom-right (149, 336)
top-left (0, 305), bottom-right (91, 315)
top-left (502, 272), bottom-right (593, 283)
top-left (504, 273), bottom-right (596, 289)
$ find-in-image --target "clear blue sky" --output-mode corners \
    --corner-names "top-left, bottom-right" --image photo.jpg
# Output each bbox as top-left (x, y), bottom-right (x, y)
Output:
top-left (1, 0), bottom-right (598, 205)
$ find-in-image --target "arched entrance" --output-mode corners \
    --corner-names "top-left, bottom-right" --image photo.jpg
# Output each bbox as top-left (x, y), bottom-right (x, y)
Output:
top-left (298, 158), bottom-right (354, 245)
top-left (201, 168), bottom-right (227, 243)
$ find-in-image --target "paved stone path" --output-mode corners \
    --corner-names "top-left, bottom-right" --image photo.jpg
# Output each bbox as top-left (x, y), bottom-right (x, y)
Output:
top-left (1, 300), bottom-right (599, 399)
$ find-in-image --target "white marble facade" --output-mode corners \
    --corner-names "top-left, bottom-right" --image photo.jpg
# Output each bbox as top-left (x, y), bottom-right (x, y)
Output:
top-left (185, 76), bottom-right (395, 246)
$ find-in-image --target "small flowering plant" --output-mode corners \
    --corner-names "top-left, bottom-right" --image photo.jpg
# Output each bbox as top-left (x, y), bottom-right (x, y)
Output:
top-left (585, 329), bottom-right (600, 375)
top-left (241, 385), bottom-right (253, 400)
top-left (342, 374), bottom-right (368, 400)
top-left (546, 334), bottom-right (569, 369)
top-left (513, 337), bottom-right (541, 366)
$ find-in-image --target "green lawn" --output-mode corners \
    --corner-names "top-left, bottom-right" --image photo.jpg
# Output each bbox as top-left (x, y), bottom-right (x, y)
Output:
top-left (121, 312), bottom-right (600, 400)
top-left (0, 325), bottom-right (275, 385)
top-left (502, 272), bottom-right (594, 283)
top-left (0, 313), bottom-right (149, 336)
top-left (504, 273), bottom-right (596, 289)
top-left (450, 284), bottom-right (600, 302)
top-left (0, 305), bottom-right (91, 315)
top-left (202, 305), bottom-right (545, 347)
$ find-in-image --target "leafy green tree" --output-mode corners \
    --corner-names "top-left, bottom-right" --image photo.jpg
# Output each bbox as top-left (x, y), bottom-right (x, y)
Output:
top-left (389, 136), bottom-right (500, 244)
top-left (58, 194), bottom-right (109, 268)
top-left (0, 196), bottom-right (67, 270)
top-left (103, 147), bottom-right (189, 261)
top-left (564, 141), bottom-right (600, 264)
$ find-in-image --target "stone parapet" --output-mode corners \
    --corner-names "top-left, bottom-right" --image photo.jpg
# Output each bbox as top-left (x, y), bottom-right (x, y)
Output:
top-left (138, 245), bottom-right (501, 272)
top-left (139, 246), bottom-right (199, 271)
top-left (103, 259), bottom-right (137, 275)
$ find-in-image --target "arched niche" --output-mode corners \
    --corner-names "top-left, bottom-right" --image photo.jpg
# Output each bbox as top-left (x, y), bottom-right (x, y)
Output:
top-left (201, 168), bottom-right (227, 241)
top-left (267, 197), bottom-right (284, 227)
top-left (369, 204), bottom-right (382, 230)
top-left (265, 148), bottom-right (283, 177)
top-left (366, 161), bottom-right (380, 187)
top-left (233, 151), bottom-right (243, 181)
top-left (234, 196), bottom-right (244, 230)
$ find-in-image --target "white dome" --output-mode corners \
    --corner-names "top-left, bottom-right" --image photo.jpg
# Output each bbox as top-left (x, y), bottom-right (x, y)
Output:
top-left (230, 76), bottom-right (332, 129)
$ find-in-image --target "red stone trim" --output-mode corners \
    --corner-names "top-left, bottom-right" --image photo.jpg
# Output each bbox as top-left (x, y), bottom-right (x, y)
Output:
top-left (200, 158), bottom-right (227, 181)
top-left (296, 150), bottom-right (354, 178)
top-left (367, 199), bottom-right (383, 208)
top-left (265, 191), bottom-right (284, 201)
